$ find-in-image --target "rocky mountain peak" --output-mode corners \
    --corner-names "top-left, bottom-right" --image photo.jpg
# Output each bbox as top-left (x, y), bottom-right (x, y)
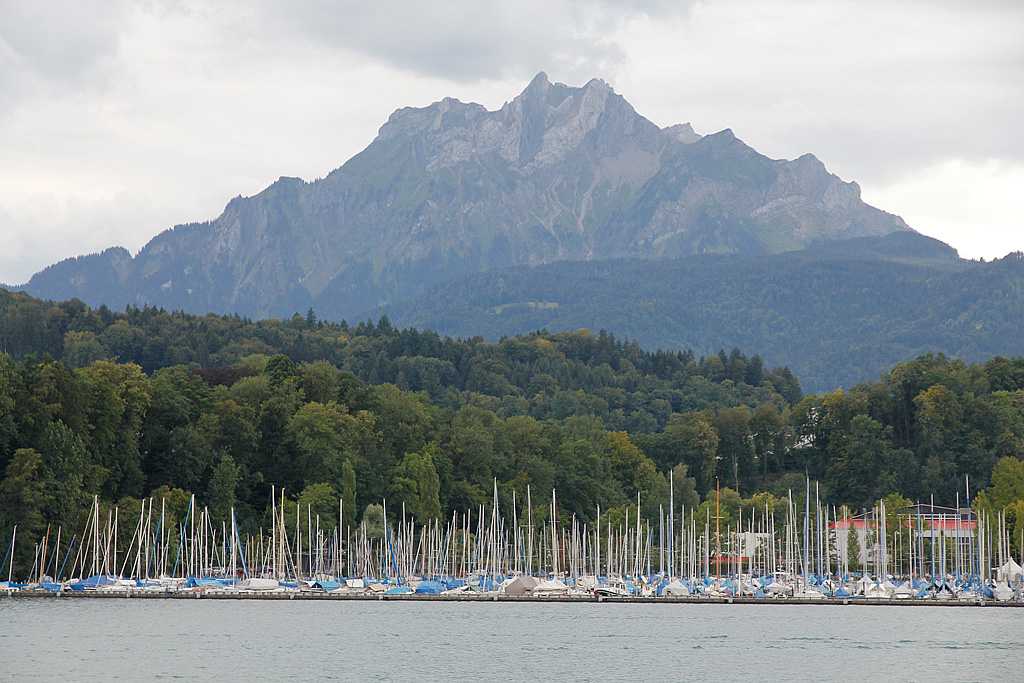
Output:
top-left (17, 73), bottom-right (919, 322)
top-left (523, 70), bottom-right (553, 95)
top-left (372, 73), bottom-right (653, 174)
top-left (664, 122), bottom-right (702, 144)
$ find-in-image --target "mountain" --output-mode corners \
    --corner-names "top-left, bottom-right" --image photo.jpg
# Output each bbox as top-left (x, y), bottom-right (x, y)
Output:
top-left (15, 72), bottom-right (910, 321)
top-left (370, 235), bottom-right (1024, 394)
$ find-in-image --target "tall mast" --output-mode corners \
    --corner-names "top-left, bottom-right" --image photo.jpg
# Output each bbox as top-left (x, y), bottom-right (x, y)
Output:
top-left (803, 478), bottom-right (809, 591)
top-left (715, 479), bottom-right (721, 586)
top-left (669, 469), bottom-right (674, 581)
top-left (526, 485), bottom-right (533, 575)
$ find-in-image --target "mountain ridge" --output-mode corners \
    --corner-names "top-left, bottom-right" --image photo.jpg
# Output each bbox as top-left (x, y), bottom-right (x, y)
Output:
top-left (368, 233), bottom-right (1023, 394)
top-left (14, 73), bottom-right (911, 321)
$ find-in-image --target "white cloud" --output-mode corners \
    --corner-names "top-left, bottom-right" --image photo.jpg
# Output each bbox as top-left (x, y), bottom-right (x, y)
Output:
top-left (0, 0), bottom-right (128, 84)
top-left (265, 0), bottom-right (686, 83)
top-left (0, 190), bottom-right (159, 287)
top-left (862, 160), bottom-right (1024, 260)
top-left (611, 0), bottom-right (1024, 173)
top-left (608, 0), bottom-right (1024, 252)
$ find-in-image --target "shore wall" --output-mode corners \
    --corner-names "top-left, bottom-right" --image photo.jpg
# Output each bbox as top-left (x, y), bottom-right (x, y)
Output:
top-left (3, 589), bottom-right (1020, 606)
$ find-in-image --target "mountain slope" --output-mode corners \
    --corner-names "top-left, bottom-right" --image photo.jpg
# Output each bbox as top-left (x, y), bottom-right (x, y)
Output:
top-left (17, 73), bottom-right (909, 320)
top-left (371, 234), bottom-right (1024, 393)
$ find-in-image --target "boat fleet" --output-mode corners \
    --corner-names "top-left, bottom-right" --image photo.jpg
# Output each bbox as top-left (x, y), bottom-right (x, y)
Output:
top-left (2, 480), bottom-right (1022, 603)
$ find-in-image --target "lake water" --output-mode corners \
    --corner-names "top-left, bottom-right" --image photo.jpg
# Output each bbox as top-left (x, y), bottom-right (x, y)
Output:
top-left (1, 598), bottom-right (1021, 681)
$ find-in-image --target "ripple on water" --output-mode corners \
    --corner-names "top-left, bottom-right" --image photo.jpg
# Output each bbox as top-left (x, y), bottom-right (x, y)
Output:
top-left (1, 600), bottom-right (1021, 681)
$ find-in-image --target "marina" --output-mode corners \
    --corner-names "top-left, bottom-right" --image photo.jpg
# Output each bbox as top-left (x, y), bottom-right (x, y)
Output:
top-left (4, 480), bottom-right (1022, 605)
top-left (4, 588), bottom-right (1022, 606)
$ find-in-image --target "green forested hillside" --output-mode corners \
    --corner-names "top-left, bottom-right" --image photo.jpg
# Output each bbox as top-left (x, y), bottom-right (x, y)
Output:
top-left (373, 241), bottom-right (1024, 393)
top-left (2, 288), bottom-right (1024, 576)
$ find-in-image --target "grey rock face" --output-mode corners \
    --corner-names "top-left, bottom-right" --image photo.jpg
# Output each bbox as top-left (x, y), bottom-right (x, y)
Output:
top-left (18, 73), bottom-right (912, 321)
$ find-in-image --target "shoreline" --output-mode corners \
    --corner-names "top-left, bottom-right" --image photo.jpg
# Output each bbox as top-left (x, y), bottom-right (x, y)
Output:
top-left (4, 589), bottom-right (1021, 606)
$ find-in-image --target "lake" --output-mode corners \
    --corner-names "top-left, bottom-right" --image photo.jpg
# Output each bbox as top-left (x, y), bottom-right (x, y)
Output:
top-left (1, 598), bottom-right (1020, 681)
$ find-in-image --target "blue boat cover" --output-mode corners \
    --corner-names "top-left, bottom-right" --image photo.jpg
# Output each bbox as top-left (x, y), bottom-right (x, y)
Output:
top-left (184, 577), bottom-right (225, 588)
top-left (69, 574), bottom-right (119, 591)
top-left (313, 580), bottom-right (341, 591)
top-left (414, 580), bottom-right (446, 594)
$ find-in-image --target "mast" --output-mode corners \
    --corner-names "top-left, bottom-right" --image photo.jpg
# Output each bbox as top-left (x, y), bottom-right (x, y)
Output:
top-left (715, 480), bottom-right (721, 586)
top-left (6, 525), bottom-right (15, 583)
top-left (803, 477), bottom-right (809, 591)
top-left (271, 486), bottom-right (277, 580)
top-left (966, 475), bottom-right (974, 578)
top-left (526, 485), bottom-right (533, 575)
top-left (668, 469), bottom-right (674, 581)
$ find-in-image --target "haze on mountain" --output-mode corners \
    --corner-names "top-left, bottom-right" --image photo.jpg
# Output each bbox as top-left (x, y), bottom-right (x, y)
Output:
top-left (12, 73), bottom-right (911, 322)
top-left (372, 233), bottom-right (1024, 394)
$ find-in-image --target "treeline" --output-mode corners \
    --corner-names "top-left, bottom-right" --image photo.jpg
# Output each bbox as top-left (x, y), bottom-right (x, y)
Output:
top-left (0, 287), bottom-right (801, 428)
top-left (1, 289), bottom-right (1024, 576)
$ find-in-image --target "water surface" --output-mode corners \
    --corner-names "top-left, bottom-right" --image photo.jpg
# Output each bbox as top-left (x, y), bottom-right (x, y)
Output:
top-left (1, 598), bottom-right (1019, 681)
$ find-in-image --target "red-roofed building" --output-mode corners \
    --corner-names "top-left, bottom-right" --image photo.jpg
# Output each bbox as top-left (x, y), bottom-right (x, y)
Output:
top-left (830, 503), bottom-right (976, 570)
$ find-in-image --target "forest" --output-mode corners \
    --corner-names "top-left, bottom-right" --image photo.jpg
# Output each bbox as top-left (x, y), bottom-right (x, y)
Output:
top-left (373, 246), bottom-right (1024, 393)
top-left (2, 286), bottom-right (1024, 575)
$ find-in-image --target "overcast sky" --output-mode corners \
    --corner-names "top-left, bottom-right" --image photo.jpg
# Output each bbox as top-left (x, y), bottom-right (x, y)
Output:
top-left (1, 0), bottom-right (1022, 285)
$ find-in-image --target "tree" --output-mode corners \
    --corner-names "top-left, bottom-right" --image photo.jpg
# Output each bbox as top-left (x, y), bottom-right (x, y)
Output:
top-left (0, 354), bottom-right (19, 471)
top-left (502, 415), bottom-right (555, 493)
top-left (750, 403), bottom-right (785, 479)
top-left (297, 360), bottom-right (366, 406)
top-left (361, 384), bottom-right (435, 503)
top-left (670, 463), bottom-right (700, 510)
top-left (0, 449), bottom-right (51, 578)
top-left (141, 366), bottom-right (205, 488)
top-left (846, 516), bottom-right (862, 572)
top-left (694, 486), bottom-right (741, 530)
top-left (62, 331), bottom-right (106, 368)
top-left (605, 431), bottom-right (666, 517)
top-left (987, 457), bottom-right (1024, 510)
top-left (417, 452), bottom-right (441, 521)
top-left (987, 390), bottom-right (1024, 460)
top-left (1006, 499), bottom-right (1024, 557)
top-left (882, 492), bottom-right (912, 565)
top-left (688, 419), bottom-right (720, 496)
top-left (447, 405), bottom-right (499, 491)
top-left (389, 451), bottom-right (441, 522)
top-left (714, 406), bottom-right (754, 494)
top-left (166, 424), bottom-right (216, 493)
top-left (832, 415), bottom-right (891, 508)
top-left (206, 400), bottom-right (258, 470)
top-left (286, 402), bottom-right (352, 489)
top-left (13, 356), bottom-right (86, 457)
top-left (340, 460), bottom-right (357, 531)
top-left (206, 455), bottom-right (240, 523)
top-left (552, 438), bottom-right (616, 522)
top-left (79, 360), bottom-right (151, 499)
top-left (297, 483), bottom-right (339, 530)
top-left (362, 503), bottom-right (385, 540)
top-left (98, 320), bottom-right (144, 361)
top-left (36, 420), bottom-right (92, 530)
top-left (264, 354), bottom-right (296, 388)
top-left (256, 379), bottom-right (304, 491)
top-left (915, 383), bottom-right (964, 455)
